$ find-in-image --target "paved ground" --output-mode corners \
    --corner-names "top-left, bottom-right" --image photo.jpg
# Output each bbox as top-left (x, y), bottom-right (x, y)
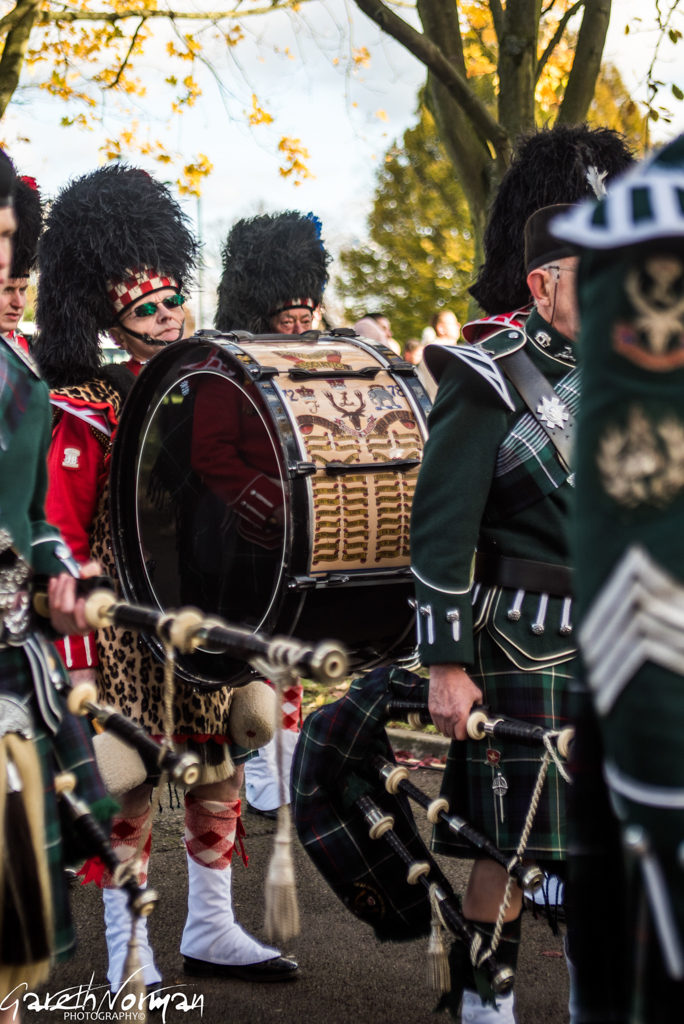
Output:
top-left (23, 736), bottom-right (569, 1024)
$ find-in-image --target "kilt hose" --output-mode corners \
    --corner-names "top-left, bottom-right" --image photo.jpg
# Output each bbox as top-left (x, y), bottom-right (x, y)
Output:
top-left (433, 630), bottom-right (573, 862)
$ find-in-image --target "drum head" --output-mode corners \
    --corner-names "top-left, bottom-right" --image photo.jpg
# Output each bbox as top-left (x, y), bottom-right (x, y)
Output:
top-left (110, 336), bottom-right (289, 688)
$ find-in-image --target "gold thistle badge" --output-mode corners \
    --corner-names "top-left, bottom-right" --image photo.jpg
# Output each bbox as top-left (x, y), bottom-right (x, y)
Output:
top-left (614, 255), bottom-right (684, 371)
top-left (597, 405), bottom-right (684, 508)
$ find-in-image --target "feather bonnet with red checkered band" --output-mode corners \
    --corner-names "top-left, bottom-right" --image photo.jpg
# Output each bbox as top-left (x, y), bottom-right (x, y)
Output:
top-left (34, 164), bottom-right (198, 387)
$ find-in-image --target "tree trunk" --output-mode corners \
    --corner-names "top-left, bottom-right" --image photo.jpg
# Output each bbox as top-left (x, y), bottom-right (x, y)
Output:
top-left (558, 0), bottom-right (612, 124)
top-left (0, 1), bottom-right (41, 119)
top-left (497, 0), bottom-right (540, 136)
top-left (417, 1), bottom-right (492, 285)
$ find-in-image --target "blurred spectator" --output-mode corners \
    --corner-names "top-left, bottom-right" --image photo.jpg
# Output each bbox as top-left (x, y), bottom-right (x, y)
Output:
top-left (357, 311), bottom-right (401, 355)
top-left (403, 337), bottom-right (424, 365)
top-left (431, 309), bottom-right (461, 343)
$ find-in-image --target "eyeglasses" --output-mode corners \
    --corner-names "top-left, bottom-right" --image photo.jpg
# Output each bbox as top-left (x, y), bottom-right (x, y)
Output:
top-left (276, 312), bottom-right (313, 329)
top-left (129, 293), bottom-right (186, 318)
top-left (546, 265), bottom-right (578, 279)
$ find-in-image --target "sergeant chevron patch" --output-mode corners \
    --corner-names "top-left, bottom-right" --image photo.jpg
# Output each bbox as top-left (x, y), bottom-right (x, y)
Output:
top-left (579, 545), bottom-right (684, 715)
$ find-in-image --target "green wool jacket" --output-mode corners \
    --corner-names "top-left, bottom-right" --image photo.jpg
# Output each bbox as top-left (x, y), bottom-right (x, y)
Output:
top-left (411, 309), bottom-right (578, 668)
top-left (0, 335), bottom-right (72, 578)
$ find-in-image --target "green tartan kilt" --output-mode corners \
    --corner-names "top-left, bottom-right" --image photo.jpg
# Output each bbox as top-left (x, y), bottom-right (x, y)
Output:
top-left (432, 630), bottom-right (574, 862)
top-left (1, 644), bottom-right (111, 966)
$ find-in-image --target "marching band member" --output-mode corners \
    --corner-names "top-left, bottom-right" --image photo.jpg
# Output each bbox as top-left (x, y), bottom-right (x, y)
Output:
top-left (0, 149), bottom-right (111, 1021)
top-left (215, 210), bottom-right (331, 819)
top-left (33, 167), bottom-right (297, 993)
top-left (555, 133), bottom-right (684, 1023)
top-left (0, 175), bottom-right (41, 354)
top-left (409, 125), bottom-right (633, 1024)
top-left (411, 203), bottom-right (583, 1024)
top-left (463, 125), bottom-right (634, 345)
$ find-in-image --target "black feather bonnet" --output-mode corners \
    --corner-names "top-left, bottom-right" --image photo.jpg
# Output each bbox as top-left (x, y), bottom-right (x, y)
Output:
top-left (470, 124), bottom-right (634, 315)
top-left (215, 210), bottom-right (331, 333)
top-left (11, 176), bottom-right (42, 279)
top-left (35, 164), bottom-right (198, 387)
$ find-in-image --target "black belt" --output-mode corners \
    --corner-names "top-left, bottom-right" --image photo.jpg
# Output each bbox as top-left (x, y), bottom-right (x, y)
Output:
top-left (475, 552), bottom-right (573, 598)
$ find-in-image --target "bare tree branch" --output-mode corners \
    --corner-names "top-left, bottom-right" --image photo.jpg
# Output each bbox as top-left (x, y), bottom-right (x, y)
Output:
top-left (0, 0), bottom-right (314, 35)
top-left (105, 16), bottom-right (146, 90)
top-left (0, 1), bottom-right (41, 117)
top-left (353, 0), bottom-right (509, 156)
top-left (536, 0), bottom-right (583, 81)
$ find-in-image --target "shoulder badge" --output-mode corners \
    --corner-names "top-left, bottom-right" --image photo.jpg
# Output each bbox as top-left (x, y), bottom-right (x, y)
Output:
top-left (61, 446), bottom-right (81, 469)
top-left (422, 337), bottom-right (518, 411)
top-left (478, 327), bottom-right (527, 360)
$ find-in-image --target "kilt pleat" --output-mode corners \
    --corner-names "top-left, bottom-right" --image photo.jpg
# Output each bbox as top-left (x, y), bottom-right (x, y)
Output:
top-left (432, 631), bottom-right (573, 861)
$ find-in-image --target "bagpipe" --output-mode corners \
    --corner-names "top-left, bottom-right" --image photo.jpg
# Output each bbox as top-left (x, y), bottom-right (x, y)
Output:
top-left (35, 573), bottom-right (350, 946)
top-left (291, 666), bottom-right (575, 1000)
top-left (38, 576), bottom-right (348, 784)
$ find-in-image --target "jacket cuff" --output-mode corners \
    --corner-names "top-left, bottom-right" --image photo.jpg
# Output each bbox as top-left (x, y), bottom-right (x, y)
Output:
top-left (236, 474), bottom-right (282, 529)
top-left (413, 588), bottom-right (474, 666)
top-left (54, 633), bottom-right (99, 671)
top-left (32, 532), bottom-right (81, 578)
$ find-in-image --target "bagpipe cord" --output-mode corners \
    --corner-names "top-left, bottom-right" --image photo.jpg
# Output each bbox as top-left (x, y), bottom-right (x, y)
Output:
top-left (475, 735), bottom-right (570, 969)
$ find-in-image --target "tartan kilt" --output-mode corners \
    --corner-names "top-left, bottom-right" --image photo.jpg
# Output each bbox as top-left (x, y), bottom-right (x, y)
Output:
top-left (432, 630), bottom-right (574, 861)
top-left (1, 643), bottom-right (112, 965)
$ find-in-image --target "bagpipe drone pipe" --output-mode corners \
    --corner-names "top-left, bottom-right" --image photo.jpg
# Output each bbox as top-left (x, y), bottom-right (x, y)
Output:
top-left (35, 575), bottom-right (348, 793)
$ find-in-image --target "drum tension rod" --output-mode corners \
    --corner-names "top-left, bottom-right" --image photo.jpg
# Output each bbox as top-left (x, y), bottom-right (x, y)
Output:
top-left (288, 367), bottom-right (380, 380)
top-left (247, 365), bottom-right (279, 381)
top-left (325, 458), bottom-right (421, 476)
top-left (289, 461), bottom-right (317, 477)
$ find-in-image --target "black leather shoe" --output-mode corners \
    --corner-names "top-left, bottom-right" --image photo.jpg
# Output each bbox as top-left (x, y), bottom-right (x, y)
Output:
top-left (183, 955), bottom-right (299, 982)
top-left (245, 802), bottom-right (278, 820)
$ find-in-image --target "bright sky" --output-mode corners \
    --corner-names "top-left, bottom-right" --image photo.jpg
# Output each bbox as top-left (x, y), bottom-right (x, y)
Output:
top-left (3, 0), bottom-right (684, 320)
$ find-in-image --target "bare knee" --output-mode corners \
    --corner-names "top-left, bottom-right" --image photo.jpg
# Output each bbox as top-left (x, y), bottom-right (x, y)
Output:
top-left (463, 858), bottom-right (524, 922)
top-left (117, 783), bottom-right (154, 817)
top-left (190, 765), bottom-right (244, 804)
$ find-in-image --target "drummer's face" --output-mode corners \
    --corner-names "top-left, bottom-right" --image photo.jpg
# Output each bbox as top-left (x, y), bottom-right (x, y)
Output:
top-left (111, 288), bottom-right (186, 362)
top-left (270, 306), bottom-right (316, 335)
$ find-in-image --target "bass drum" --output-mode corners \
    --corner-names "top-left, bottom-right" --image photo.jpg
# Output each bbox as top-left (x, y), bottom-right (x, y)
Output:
top-left (110, 329), bottom-right (431, 689)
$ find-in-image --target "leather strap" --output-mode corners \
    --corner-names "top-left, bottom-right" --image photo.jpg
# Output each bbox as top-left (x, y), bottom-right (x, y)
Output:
top-left (475, 551), bottom-right (573, 597)
top-left (500, 348), bottom-right (575, 471)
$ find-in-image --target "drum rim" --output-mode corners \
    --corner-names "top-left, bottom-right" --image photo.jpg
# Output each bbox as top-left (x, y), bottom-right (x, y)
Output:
top-left (110, 335), bottom-right (297, 690)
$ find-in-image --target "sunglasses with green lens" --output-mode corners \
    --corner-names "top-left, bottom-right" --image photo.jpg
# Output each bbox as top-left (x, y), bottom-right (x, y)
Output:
top-left (131, 293), bottom-right (186, 318)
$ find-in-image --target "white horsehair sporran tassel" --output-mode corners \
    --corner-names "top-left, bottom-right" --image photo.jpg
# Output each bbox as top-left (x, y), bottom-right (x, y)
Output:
top-left (254, 656), bottom-right (300, 944)
top-left (427, 883), bottom-right (450, 994)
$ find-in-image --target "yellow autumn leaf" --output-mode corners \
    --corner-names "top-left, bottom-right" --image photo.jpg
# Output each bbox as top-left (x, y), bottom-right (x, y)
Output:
top-left (277, 137), bottom-right (313, 183)
top-left (247, 94), bottom-right (274, 126)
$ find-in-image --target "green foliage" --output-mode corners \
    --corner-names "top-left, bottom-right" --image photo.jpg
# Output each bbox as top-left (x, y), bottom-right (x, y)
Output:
top-left (336, 105), bottom-right (473, 345)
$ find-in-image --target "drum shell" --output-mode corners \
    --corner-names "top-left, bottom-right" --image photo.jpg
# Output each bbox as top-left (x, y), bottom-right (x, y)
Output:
top-left (110, 331), bottom-right (431, 689)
